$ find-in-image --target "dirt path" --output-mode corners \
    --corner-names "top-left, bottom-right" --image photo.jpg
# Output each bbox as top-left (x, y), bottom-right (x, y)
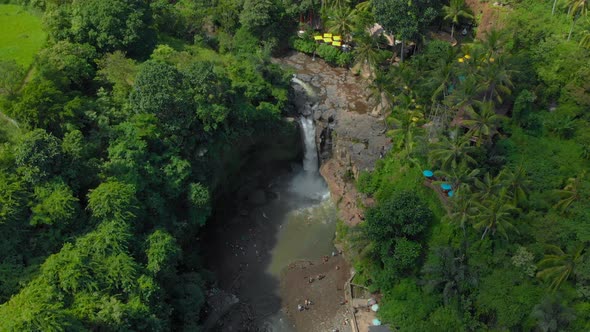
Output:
top-left (280, 255), bottom-right (352, 332)
top-left (465, 0), bottom-right (509, 39)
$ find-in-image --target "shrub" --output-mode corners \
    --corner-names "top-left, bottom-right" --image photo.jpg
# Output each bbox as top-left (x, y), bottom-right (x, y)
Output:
top-left (316, 43), bottom-right (340, 65)
top-left (291, 37), bottom-right (317, 54)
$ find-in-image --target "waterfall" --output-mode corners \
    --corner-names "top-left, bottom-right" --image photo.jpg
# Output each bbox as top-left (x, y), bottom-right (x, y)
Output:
top-left (288, 74), bottom-right (329, 200)
top-left (291, 75), bottom-right (316, 98)
top-left (300, 117), bottom-right (318, 173)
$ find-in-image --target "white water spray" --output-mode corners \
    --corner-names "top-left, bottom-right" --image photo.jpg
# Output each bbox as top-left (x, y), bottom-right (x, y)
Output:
top-left (300, 116), bottom-right (319, 173)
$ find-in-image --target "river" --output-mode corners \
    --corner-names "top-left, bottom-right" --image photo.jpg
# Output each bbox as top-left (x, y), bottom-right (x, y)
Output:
top-left (201, 78), bottom-right (338, 331)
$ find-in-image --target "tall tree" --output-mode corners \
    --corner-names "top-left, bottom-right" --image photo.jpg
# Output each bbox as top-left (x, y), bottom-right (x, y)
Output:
top-left (478, 56), bottom-right (514, 103)
top-left (326, 7), bottom-right (356, 41)
top-left (0, 60), bottom-right (25, 97)
top-left (462, 101), bottom-right (505, 145)
top-left (14, 129), bottom-right (62, 184)
top-left (580, 30), bottom-right (590, 48)
top-left (422, 247), bottom-right (473, 306)
top-left (373, 0), bottom-right (438, 61)
top-left (553, 171), bottom-right (586, 212)
top-left (537, 244), bottom-right (586, 291)
top-left (443, 0), bottom-right (473, 38)
top-left (472, 197), bottom-right (519, 240)
top-left (499, 166), bottom-right (531, 208)
top-left (531, 294), bottom-right (576, 331)
top-left (46, 0), bottom-right (156, 57)
top-left (387, 94), bottom-right (425, 160)
top-left (443, 186), bottom-right (477, 236)
top-left (36, 41), bottom-right (98, 90)
top-left (130, 60), bottom-right (193, 135)
top-left (428, 132), bottom-right (478, 170)
top-left (87, 180), bottom-right (138, 222)
top-left (473, 172), bottom-right (503, 201)
top-left (566, 0), bottom-right (589, 40)
top-left (353, 32), bottom-right (381, 75)
top-left (366, 70), bottom-right (394, 111)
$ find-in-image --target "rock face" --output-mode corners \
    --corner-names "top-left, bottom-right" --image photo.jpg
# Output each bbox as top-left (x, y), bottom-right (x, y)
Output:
top-left (276, 52), bottom-right (392, 225)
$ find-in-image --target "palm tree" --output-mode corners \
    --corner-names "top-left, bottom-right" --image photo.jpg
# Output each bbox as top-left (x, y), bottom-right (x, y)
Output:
top-left (422, 247), bottom-right (473, 306)
top-left (387, 98), bottom-right (425, 160)
top-left (552, 0), bottom-right (560, 15)
top-left (346, 225), bottom-right (377, 260)
top-left (499, 166), bottom-right (531, 207)
top-left (553, 171), bottom-right (586, 211)
top-left (353, 32), bottom-right (380, 76)
top-left (323, 0), bottom-right (351, 10)
top-left (462, 101), bottom-right (505, 145)
top-left (425, 58), bottom-right (455, 106)
top-left (436, 167), bottom-right (480, 194)
top-left (366, 70), bottom-right (394, 111)
top-left (355, 0), bottom-right (372, 13)
top-left (472, 197), bottom-right (519, 240)
top-left (481, 29), bottom-right (508, 58)
top-left (428, 132), bottom-right (478, 171)
top-left (580, 29), bottom-right (590, 48)
top-left (443, 186), bottom-right (477, 235)
top-left (326, 7), bottom-right (356, 41)
top-left (389, 63), bottom-right (418, 96)
top-left (478, 56), bottom-right (515, 103)
top-left (443, 0), bottom-right (474, 38)
top-left (537, 244), bottom-right (586, 291)
top-left (473, 172), bottom-right (503, 201)
top-left (566, 0), bottom-right (589, 41)
top-left (444, 75), bottom-right (483, 112)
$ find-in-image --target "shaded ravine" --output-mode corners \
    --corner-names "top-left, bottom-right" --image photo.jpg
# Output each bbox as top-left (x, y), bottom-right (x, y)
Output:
top-left (201, 82), bottom-right (337, 330)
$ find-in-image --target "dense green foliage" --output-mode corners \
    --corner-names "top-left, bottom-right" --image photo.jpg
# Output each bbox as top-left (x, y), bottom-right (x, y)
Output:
top-left (342, 0), bottom-right (590, 331)
top-left (1, 0), bottom-right (589, 330)
top-left (0, 0), bottom-right (305, 329)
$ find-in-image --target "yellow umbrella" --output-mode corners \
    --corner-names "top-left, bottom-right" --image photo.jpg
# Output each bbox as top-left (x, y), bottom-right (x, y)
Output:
top-left (323, 33), bottom-right (333, 38)
top-left (323, 37), bottom-right (333, 43)
top-left (332, 41), bottom-right (342, 47)
top-left (333, 36), bottom-right (342, 41)
top-left (314, 35), bottom-right (323, 41)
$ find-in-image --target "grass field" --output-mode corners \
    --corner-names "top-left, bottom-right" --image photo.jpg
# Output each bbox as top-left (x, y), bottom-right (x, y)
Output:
top-left (0, 4), bottom-right (46, 67)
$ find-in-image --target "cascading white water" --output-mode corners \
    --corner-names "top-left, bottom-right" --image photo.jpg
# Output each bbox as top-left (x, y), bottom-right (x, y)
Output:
top-left (291, 75), bottom-right (316, 98)
top-left (288, 76), bottom-right (330, 200)
top-left (300, 116), bottom-right (319, 173)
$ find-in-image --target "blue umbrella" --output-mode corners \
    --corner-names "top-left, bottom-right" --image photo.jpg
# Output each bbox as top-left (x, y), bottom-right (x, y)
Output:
top-left (372, 319), bottom-right (382, 326)
top-left (441, 183), bottom-right (452, 191)
top-left (423, 170), bottom-right (434, 178)
top-left (448, 190), bottom-right (454, 197)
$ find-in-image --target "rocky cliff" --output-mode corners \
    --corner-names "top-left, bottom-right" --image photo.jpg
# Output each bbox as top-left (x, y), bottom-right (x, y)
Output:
top-left (277, 52), bottom-right (392, 225)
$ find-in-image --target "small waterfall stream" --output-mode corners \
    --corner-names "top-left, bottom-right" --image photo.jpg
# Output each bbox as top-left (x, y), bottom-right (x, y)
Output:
top-left (291, 75), bottom-right (316, 98)
top-left (300, 117), bottom-right (318, 173)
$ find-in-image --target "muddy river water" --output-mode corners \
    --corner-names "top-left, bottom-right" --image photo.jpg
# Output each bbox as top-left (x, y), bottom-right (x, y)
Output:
top-left (201, 52), bottom-right (376, 331)
top-left (202, 118), bottom-right (338, 331)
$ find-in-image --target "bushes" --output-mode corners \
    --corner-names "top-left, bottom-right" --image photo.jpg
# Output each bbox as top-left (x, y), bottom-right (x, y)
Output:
top-left (291, 36), bottom-right (316, 54)
top-left (290, 35), bottom-right (353, 67)
top-left (316, 43), bottom-right (353, 67)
